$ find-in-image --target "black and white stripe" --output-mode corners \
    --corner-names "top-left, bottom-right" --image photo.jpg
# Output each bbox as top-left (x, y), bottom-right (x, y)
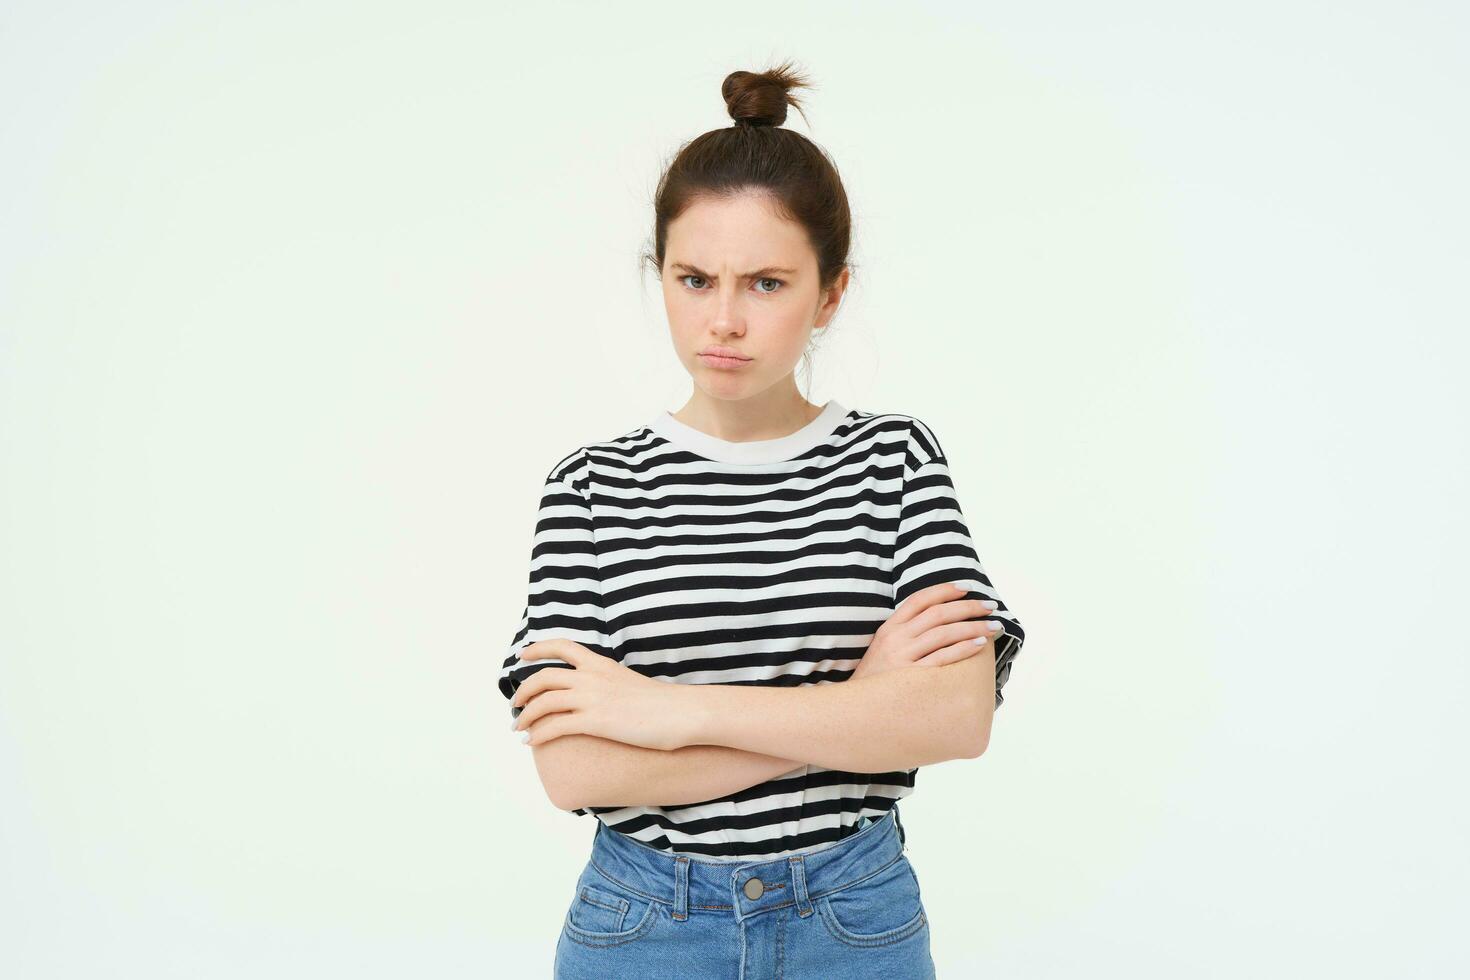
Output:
top-left (498, 400), bottom-right (1025, 860)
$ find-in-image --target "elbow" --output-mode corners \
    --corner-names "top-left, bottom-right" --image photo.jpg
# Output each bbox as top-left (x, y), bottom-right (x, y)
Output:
top-left (531, 734), bottom-right (633, 811)
top-left (531, 740), bottom-right (594, 811)
top-left (957, 730), bottom-right (987, 760)
top-left (549, 787), bottom-right (586, 813)
top-left (929, 649), bottom-right (996, 761)
top-left (961, 729), bottom-right (990, 760)
top-left (544, 774), bottom-right (585, 812)
top-left (959, 693), bottom-right (994, 759)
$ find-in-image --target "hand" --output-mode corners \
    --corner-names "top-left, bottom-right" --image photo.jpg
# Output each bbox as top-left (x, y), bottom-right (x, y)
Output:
top-left (851, 582), bottom-right (1005, 681)
top-left (510, 640), bottom-right (689, 751)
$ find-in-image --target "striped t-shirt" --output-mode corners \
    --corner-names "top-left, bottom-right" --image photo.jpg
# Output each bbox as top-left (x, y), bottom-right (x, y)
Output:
top-left (498, 398), bottom-right (1025, 860)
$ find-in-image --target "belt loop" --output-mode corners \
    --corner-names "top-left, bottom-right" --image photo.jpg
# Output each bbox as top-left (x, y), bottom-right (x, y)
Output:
top-left (893, 804), bottom-right (908, 849)
top-left (672, 855), bottom-right (690, 922)
top-left (788, 855), bottom-right (814, 918)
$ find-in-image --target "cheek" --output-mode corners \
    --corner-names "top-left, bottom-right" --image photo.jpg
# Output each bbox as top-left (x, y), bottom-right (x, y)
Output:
top-left (763, 307), bottom-right (815, 355)
top-left (661, 281), bottom-right (683, 315)
top-left (662, 293), bottom-right (699, 339)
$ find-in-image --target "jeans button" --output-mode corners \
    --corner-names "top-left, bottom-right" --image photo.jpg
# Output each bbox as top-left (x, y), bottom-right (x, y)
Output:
top-left (743, 877), bottom-right (764, 900)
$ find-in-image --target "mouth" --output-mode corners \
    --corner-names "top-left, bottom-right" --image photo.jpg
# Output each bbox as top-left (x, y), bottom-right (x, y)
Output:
top-left (697, 350), bottom-right (752, 369)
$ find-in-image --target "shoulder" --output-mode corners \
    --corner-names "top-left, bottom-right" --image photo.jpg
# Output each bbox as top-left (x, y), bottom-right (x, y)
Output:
top-left (851, 408), bottom-right (948, 468)
top-left (540, 419), bottom-right (656, 492)
top-left (542, 447), bottom-right (592, 490)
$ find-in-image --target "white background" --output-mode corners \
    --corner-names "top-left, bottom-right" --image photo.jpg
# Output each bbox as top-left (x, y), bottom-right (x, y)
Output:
top-left (2, 1), bottom-right (1465, 976)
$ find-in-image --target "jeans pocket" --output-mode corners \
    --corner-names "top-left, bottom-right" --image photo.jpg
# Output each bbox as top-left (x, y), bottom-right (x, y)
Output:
top-left (817, 854), bottom-right (928, 947)
top-left (561, 871), bottom-right (659, 948)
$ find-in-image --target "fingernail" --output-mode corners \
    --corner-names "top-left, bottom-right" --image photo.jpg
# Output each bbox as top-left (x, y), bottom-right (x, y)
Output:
top-left (952, 582), bottom-right (966, 592)
top-left (985, 620), bottom-right (1003, 632)
top-left (509, 716), bottom-right (518, 731)
top-left (973, 635), bottom-right (989, 645)
top-left (520, 731), bottom-right (532, 745)
top-left (980, 599), bottom-right (999, 611)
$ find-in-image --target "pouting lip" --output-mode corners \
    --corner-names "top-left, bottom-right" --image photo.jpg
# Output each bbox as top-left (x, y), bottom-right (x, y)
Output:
top-left (698, 347), bottom-right (751, 360)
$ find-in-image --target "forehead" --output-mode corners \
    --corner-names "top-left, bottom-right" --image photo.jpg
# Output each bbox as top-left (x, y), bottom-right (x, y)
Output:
top-left (665, 192), bottom-right (814, 269)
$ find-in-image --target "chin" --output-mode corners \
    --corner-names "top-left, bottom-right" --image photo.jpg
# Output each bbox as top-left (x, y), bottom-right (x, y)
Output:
top-left (688, 372), bottom-right (759, 399)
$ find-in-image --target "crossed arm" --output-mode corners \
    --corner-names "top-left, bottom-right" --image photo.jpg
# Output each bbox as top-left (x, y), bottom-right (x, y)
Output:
top-left (531, 645), bottom-right (996, 813)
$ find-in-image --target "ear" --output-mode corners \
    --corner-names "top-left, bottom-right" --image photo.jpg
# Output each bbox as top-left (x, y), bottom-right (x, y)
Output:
top-left (815, 266), bottom-right (850, 328)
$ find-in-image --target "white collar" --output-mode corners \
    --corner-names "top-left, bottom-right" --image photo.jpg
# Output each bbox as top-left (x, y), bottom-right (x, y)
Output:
top-left (647, 399), bottom-right (848, 464)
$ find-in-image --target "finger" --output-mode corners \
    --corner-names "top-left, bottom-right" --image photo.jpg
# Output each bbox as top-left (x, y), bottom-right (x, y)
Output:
top-left (509, 666), bottom-right (577, 710)
top-left (908, 598), bottom-right (1000, 635)
top-left (915, 637), bottom-right (999, 669)
top-left (889, 582), bottom-right (968, 626)
top-left (519, 639), bottom-right (585, 665)
top-left (513, 689), bottom-right (576, 733)
top-left (908, 619), bottom-right (1006, 662)
top-left (523, 710), bottom-right (580, 748)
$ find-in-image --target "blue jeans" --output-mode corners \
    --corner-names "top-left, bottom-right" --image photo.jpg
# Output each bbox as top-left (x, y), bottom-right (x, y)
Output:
top-left (553, 805), bottom-right (936, 979)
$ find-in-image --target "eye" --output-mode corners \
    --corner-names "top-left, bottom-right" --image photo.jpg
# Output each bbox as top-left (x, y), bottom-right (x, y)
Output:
top-left (676, 274), bottom-right (784, 293)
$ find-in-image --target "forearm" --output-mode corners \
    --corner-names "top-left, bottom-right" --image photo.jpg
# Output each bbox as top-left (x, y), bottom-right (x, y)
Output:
top-left (680, 655), bottom-right (992, 772)
top-left (534, 734), bottom-right (805, 811)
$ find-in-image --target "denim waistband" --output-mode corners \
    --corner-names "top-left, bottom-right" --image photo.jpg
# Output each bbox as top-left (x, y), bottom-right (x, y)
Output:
top-left (584, 807), bottom-right (909, 924)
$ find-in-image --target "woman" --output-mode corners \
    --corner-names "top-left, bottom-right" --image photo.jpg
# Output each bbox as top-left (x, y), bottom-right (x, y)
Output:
top-left (499, 62), bottom-right (1026, 979)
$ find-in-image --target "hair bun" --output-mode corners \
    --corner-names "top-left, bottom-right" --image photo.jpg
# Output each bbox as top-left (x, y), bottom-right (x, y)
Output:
top-left (722, 62), bottom-right (811, 128)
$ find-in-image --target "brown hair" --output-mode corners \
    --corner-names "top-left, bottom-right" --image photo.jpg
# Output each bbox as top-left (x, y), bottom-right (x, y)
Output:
top-left (643, 61), bottom-right (854, 297)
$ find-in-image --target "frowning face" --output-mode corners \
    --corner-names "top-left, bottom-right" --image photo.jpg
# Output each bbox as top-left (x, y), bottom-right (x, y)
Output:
top-left (661, 189), bottom-right (847, 400)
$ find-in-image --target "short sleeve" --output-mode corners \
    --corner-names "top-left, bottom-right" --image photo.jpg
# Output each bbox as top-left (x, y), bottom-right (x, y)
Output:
top-left (497, 473), bottom-right (616, 727)
top-left (891, 422), bottom-right (1026, 709)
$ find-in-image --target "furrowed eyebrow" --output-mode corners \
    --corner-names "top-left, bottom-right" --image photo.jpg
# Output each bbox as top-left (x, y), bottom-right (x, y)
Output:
top-left (670, 262), bottom-right (797, 279)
